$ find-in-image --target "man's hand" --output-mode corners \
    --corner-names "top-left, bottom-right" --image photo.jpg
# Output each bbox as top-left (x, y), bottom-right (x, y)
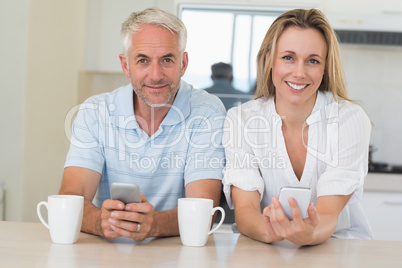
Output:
top-left (98, 179), bottom-right (221, 241)
top-left (99, 199), bottom-right (125, 240)
top-left (104, 193), bottom-right (155, 241)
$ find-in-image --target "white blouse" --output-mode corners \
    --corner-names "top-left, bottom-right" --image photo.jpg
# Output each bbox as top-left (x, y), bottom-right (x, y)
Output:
top-left (222, 91), bottom-right (374, 239)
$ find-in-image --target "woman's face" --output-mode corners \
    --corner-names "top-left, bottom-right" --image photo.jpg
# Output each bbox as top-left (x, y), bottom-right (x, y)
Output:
top-left (271, 26), bottom-right (327, 110)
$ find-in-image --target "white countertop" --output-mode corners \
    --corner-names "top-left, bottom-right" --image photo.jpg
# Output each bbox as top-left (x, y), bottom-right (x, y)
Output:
top-left (364, 173), bottom-right (402, 192)
top-left (2, 221), bottom-right (402, 267)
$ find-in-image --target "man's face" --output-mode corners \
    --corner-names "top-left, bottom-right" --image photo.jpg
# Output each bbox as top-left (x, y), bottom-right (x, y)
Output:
top-left (120, 24), bottom-right (188, 108)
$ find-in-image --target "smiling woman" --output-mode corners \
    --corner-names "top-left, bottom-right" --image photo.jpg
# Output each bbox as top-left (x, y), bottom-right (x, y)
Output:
top-left (272, 26), bottom-right (327, 111)
top-left (222, 8), bottom-right (374, 246)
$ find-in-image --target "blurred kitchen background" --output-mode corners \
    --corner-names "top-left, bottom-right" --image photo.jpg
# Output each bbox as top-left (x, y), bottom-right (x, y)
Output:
top-left (1, 0), bottom-right (401, 239)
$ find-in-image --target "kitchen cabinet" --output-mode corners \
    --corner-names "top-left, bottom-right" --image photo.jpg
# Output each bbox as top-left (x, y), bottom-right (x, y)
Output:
top-left (323, 0), bottom-right (402, 15)
top-left (362, 173), bottom-right (402, 241)
top-left (362, 191), bottom-right (402, 241)
top-left (247, 0), bottom-right (321, 6)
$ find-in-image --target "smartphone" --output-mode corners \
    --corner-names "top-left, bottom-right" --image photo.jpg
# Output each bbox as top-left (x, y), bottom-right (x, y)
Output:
top-left (278, 187), bottom-right (311, 221)
top-left (110, 182), bottom-right (141, 204)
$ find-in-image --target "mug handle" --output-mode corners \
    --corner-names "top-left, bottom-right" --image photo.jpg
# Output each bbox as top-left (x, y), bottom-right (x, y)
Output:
top-left (37, 201), bottom-right (49, 229)
top-left (208, 207), bottom-right (226, 235)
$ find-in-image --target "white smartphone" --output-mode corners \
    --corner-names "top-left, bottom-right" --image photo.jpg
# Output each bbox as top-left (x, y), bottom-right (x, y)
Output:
top-left (110, 182), bottom-right (141, 204)
top-left (278, 187), bottom-right (311, 220)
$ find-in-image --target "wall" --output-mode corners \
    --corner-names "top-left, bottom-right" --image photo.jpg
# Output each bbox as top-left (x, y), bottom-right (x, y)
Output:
top-left (342, 45), bottom-right (402, 165)
top-left (0, 0), bottom-right (87, 222)
top-left (20, 0), bottom-right (87, 222)
top-left (0, 0), bottom-right (28, 221)
top-left (86, 0), bottom-right (175, 72)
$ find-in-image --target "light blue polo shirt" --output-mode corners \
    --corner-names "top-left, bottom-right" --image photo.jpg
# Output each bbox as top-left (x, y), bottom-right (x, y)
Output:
top-left (65, 81), bottom-right (226, 211)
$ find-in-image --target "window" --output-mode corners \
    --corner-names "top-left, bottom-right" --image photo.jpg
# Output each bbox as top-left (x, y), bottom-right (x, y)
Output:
top-left (179, 5), bottom-right (284, 93)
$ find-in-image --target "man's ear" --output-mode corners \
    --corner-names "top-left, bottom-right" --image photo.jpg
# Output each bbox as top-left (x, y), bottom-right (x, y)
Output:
top-left (119, 54), bottom-right (130, 78)
top-left (180, 52), bottom-right (189, 77)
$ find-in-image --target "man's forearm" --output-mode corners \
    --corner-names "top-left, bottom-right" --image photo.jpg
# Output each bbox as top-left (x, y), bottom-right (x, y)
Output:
top-left (149, 207), bottom-right (179, 238)
top-left (81, 199), bottom-right (103, 236)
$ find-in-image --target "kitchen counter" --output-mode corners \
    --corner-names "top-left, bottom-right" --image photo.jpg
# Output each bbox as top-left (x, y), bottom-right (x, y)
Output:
top-left (2, 221), bottom-right (402, 267)
top-left (364, 173), bottom-right (402, 192)
top-left (363, 173), bottom-right (402, 241)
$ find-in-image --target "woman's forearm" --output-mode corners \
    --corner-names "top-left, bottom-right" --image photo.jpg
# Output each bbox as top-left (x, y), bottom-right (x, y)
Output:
top-left (235, 206), bottom-right (275, 243)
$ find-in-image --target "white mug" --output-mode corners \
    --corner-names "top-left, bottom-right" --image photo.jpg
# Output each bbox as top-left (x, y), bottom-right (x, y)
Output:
top-left (37, 195), bottom-right (84, 244)
top-left (178, 198), bottom-right (225, 247)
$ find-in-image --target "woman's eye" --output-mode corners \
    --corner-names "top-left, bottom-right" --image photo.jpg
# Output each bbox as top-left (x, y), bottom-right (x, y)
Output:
top-left (309, 59), bottom-right (319, 64)
top-left (283, 56), bottom-right (293, 61)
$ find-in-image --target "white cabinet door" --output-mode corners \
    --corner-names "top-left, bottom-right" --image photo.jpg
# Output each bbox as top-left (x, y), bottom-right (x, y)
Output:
top-left (362, 191), bottom-right (402, 241)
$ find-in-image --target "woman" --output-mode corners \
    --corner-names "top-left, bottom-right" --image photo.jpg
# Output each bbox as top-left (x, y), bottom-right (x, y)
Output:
top-left (222, 9), bottom-right (374, 245)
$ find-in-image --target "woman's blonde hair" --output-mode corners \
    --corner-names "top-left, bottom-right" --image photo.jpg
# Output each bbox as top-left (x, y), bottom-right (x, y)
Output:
top-left (255, 9), bottom-right (350, 101)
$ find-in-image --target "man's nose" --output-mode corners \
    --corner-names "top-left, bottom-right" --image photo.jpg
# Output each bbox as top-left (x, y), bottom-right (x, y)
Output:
top-left (148, 62), bottom-right (163, 79)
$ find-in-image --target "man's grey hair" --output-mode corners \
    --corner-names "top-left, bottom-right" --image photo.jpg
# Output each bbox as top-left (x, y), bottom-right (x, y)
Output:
top-left (121, 7), bottom-right (187, 59)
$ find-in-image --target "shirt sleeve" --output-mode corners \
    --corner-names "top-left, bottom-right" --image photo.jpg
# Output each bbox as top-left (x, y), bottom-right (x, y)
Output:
top-left (317, 102), bottom-right (371, 202)
top-left (183, 103), bottom-right (226, 184)
top-left (64, 100), bottom-right (105, 174)
top-left (222, 107), bottom-right (266, 209)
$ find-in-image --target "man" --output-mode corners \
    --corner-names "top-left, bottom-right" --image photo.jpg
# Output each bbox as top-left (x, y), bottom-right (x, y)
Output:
top-left (203, 62), bottom-right (251, 111)
top-left (60, 8), bottom-right (225, 242)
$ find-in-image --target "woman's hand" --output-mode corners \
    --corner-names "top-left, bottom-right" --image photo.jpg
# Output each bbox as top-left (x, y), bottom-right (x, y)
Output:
top-left (263, 197), bottom-right (320, 245)
top-left (262, 203), bottom-right (285, 242)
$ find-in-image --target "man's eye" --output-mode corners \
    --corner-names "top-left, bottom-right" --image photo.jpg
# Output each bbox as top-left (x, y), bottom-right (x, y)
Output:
top-left (163, 58), bottom-right (173, 63)
top-left (138, 59), bottom-right (147, 64)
